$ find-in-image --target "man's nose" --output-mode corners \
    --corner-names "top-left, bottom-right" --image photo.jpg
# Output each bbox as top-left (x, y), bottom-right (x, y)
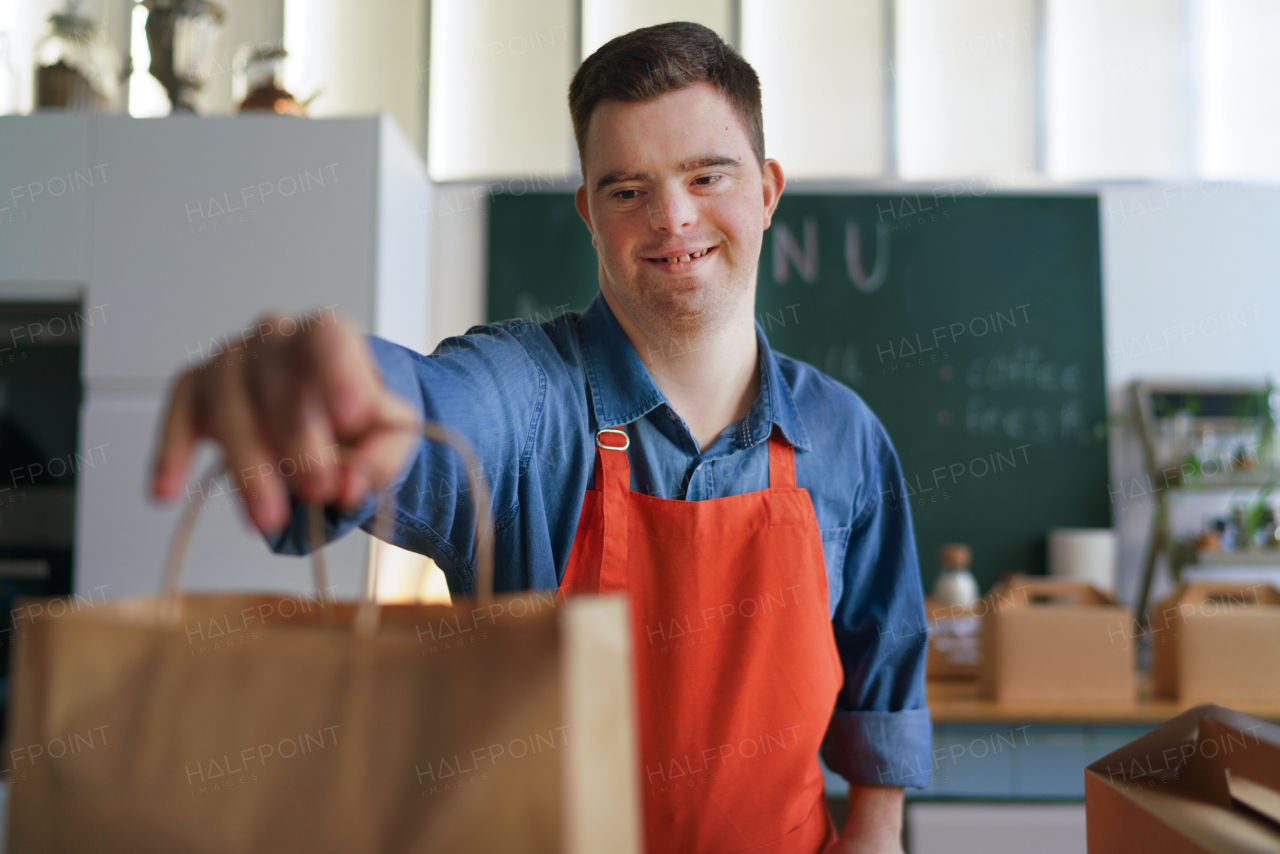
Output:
top-left (647, 186), bottom-right (697, 232)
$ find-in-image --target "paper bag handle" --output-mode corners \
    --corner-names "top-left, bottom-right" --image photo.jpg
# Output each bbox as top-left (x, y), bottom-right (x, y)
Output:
top-left (160, 420), bottom-right (495, 625)
top-left (358, 421), bottom-right (496, 627)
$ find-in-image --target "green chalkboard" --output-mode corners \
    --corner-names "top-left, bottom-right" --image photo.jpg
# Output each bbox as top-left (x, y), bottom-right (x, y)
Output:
top-left (487, 192), bottom-right (1111, 592)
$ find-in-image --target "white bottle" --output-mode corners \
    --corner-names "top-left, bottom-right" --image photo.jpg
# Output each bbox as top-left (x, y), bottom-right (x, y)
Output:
top-left (932, 543), bottom-right (979, 607)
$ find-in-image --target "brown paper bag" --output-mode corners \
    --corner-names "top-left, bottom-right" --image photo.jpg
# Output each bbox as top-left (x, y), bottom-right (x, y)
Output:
top-left (5, 424), bottom-right (641, 853)
top-left (1085, 704), bottom-right (1280, 853)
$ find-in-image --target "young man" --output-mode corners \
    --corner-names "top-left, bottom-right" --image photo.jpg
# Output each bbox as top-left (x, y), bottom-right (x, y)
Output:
top-left (153, 22), bottom-right (930, 854)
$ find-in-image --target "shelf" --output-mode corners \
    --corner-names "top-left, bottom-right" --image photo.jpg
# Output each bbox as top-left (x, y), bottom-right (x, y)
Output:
top-left (926, 677), bottom-right (1280, 725)
top-left (1164, 472), bottom-right (1280, 490)
top-left (1194, 550), bottom-right (1280, 566)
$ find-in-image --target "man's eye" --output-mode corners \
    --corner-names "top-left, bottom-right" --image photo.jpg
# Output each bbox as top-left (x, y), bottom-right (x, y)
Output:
top-left (614, 189), bottom-right (640, 201)
top-left (694, 175), bottom-right (722, 186)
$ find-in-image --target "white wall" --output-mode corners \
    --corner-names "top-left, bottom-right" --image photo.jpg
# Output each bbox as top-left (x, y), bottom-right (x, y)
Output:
top-left (426, 0), bottom-right (575, 181)
top-left (284, 0), bottom-right (426, 152)
top-left (581, 0), bottom-right (731, 56)
top-left (1099, 182), bottom-right (1280, 605)
top-left (896, 0), bottom-right (1038, 180)
top-left (1199, 0), bottom-right (1280, 180)
top-left (1044, 0), bottom-right (1191, 180)
top-left (425, 183), bottom-right (489, 349)
top-left (741, 0), bottom-right (887, 179)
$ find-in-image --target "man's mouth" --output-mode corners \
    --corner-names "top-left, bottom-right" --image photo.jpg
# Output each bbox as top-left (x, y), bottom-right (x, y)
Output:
top-left (644, 245), bottom-right (718, 267)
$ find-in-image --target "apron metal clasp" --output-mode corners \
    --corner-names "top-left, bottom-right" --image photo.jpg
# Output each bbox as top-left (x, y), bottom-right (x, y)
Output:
top-left (595, 428), bottom-right (630, 451)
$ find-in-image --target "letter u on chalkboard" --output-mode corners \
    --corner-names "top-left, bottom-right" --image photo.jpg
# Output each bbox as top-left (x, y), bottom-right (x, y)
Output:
top-left (846, 222), bottom-right (890, 292)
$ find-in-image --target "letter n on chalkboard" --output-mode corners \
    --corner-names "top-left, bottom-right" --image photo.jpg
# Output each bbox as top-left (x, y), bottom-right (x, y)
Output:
top-left (773, 220), bottom-right (818, 283)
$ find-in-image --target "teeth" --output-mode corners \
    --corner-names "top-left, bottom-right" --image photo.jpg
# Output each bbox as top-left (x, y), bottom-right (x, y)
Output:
top-left (657, 248), bottom-right (710, 263)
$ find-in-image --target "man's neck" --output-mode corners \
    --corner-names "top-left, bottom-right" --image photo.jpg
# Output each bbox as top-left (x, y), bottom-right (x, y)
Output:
top-left (604, 292), bottom-right (760, 453)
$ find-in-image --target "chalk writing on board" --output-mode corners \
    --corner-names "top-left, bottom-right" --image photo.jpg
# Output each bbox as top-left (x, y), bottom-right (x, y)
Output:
top-left (965, 397), bottom-right (1088, 444)
top-left (772, 220), bottom-right (890, 291)
top-left (874, 304), bottom-right (1032, 365)
top-left (846, 222), bottom-right (890, 292)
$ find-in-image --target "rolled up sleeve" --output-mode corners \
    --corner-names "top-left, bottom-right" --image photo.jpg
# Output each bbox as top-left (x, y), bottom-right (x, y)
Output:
top-left (268, 327), bottom-right (544, 595)
top-left (821, 426), bottom-right (933, 788)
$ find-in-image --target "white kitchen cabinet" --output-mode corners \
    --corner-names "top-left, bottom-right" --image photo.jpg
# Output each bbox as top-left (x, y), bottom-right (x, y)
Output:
top-left (907, 803), bottom-right (1086, 854)
top-left (0, 115), bottom-right (93, 286)
top-left (0, 113), bottom-right (429, 599)
top-left (88, 113), bottom-right (427, 382)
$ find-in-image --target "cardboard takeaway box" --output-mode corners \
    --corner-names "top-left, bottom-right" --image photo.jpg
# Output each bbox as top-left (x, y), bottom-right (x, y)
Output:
top-left (1086, 704), bottom-right (1280, 853)
top-left (1150, 583), bottom-right (1280, 704)
top-left (978, 575), bottom-right (1134, 703)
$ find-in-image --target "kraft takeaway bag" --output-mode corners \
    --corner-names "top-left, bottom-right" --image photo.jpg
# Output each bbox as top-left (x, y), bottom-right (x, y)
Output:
top-left (1086, 704), bottom-right (1280, 852)
top-left (6, 423), bottom-right (641, 853)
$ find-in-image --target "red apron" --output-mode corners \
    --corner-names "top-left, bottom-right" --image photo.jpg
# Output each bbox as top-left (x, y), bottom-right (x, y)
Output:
top-left (560, 425), bottom-right (844, 854)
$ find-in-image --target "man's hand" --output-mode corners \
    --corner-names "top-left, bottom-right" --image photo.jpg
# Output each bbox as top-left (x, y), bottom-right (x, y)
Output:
top-left (150, 312), bottom-right (421, 533)
top-left (831, 785), bottom-right (905, 854)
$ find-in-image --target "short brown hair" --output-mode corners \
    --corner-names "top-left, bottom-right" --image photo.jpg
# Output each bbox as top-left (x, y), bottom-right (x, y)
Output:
top-left (568, 22), bottom-right (765, 173)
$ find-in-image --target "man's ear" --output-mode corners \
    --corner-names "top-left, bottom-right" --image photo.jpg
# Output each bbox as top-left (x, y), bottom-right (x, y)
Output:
top-left (575, 184), bottom-right (596, 246)
top-left (760, 159), bottom-right (786, 231)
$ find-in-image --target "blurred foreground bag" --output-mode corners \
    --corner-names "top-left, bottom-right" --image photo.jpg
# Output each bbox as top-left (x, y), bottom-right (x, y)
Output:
top-left (6, 426), bottom-right (641, 854)
top-left (1085, 704), bottom-right (1280, 853)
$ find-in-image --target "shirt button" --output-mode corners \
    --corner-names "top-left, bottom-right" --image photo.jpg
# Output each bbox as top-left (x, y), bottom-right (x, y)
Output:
top-left (666, 407), bottom-right (675, 420)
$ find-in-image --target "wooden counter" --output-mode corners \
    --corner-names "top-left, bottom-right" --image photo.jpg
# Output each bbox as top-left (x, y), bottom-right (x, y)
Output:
top-left (927, 677), bottom-right (1280, 725)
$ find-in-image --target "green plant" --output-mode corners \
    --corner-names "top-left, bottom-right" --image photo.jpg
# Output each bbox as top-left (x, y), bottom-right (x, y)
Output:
top-left (1232, 479), bottom-right (1277, 549)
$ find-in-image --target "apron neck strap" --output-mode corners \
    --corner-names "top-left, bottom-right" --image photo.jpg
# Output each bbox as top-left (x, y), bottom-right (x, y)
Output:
top-left (767, 428), bottom-right (796, 489)
top-left (593, 426), bottom-right (631, 591)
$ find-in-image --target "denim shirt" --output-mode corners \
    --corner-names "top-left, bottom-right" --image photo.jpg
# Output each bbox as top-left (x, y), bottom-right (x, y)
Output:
top-left (272, 293), bottom-right (932, 787)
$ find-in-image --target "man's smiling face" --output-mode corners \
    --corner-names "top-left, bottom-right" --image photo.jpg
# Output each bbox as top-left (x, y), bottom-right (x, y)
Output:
top-left (575, 82), bottom-right (784, 344)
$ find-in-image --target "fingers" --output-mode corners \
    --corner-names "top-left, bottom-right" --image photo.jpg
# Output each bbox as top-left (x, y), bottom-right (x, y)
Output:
top-left (247, 321), bottom-right (342, 504)
top-left (207, 353), bottom-right (292, 533)
top-left (151, 370), bottom-right (200, 500)
top-left (308, 316), bottom-right (422, 510)
top-left (289, 388), bottom-right (343, 501)
top-left (310, 317), bottom-right (386, 438)
top-left (151, 308), bottom-right (421, 534)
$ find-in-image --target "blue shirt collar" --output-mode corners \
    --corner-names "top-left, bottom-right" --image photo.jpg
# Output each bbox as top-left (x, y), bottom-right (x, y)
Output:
top-left (577, 293), bottom-right (811, 451)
